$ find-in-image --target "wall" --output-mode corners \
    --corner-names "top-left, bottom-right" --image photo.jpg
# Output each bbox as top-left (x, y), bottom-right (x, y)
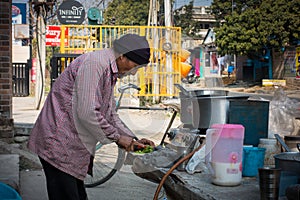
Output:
top-left (272, 50), bottom-right (285, 79)
top-left (0, 0), bottom-right (14, 140)
top-left (235, 55), bottom-right (248, 81)
top-left (236, 48), bottom-right (296, 81)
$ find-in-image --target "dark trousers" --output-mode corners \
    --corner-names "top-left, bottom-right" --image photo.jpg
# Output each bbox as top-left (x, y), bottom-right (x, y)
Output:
top-left (39, 157), bottom-right (88, 200)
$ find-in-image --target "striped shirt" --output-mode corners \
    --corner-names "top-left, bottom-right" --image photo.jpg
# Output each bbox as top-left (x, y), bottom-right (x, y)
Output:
top-left (28, 48), bottom-right (134, 180)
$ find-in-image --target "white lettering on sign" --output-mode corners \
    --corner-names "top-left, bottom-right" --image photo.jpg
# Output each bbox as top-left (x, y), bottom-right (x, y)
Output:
top-left (47, 30), bottom-right (60, 38)
top-left (45, 26), bottom-right (69, 47)
top-left (59, 6), bottom-right (84, 16)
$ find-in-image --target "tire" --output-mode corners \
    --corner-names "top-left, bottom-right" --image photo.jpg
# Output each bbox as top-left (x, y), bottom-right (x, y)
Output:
top-left (84, 142), bottom-right (126, 187)
top-left (187, 75), bottom-right (195, 84)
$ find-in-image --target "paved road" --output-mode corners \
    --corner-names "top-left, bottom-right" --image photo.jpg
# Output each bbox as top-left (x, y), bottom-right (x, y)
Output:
top-left (20, 166), bottom-right (162, 200)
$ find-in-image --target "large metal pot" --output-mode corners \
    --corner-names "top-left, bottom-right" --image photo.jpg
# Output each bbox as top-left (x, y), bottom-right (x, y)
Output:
top-left (179, 89), bottom-right (228, 127)
top-left (176, 84), bottom-right (249, 129)
top-left (191, 95), bottom-right (249, 129)
top-left (274, 152), bottom-right (300, 176)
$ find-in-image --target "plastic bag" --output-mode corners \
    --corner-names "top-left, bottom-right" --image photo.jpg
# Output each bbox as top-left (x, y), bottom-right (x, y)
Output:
top-left (268, 88), bottom-right (300, 137)
top-left (185, 144), bottom-right (207, 174)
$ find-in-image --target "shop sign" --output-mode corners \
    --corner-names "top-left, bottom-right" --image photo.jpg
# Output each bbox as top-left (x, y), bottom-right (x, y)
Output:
top-left (46, 26), bottom-right (69, 47)
top-left (57, 0), bottom-right (85, 25)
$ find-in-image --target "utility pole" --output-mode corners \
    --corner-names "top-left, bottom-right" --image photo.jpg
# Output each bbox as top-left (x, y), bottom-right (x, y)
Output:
top-left (148, 0), bottom-right (160, 102)
top-left (148, 0), bottom-right (174, 99)
top-left (33, 1), bottom-right (47, 110)
top-left (164, 0), bottom-right (173, 96)
top-left (147, 0), bottom-right (153, 26)
top-left (164, 0), bottom-right (172, 27)
top-left (232, 0), bottom-right (236, 70)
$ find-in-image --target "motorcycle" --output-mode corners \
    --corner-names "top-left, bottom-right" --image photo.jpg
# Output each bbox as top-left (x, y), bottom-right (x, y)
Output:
top-left (182, 63), bottom-right (197, 84)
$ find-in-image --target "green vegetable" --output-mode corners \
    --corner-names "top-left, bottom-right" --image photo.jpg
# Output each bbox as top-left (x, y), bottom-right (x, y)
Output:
top-left (135, 145), bottom-right (154, 154)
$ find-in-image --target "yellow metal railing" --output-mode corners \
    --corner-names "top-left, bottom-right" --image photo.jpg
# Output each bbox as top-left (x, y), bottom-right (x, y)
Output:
top-left (59, 25), bottom-right (183, 101)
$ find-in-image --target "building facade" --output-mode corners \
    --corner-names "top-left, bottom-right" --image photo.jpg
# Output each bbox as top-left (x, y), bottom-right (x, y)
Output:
top-left (0, 0), bottom-right (14, 140)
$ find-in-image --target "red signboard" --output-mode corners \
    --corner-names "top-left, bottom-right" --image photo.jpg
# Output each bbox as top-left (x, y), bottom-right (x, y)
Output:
top-left (46, 25), bottom-right (69, 47)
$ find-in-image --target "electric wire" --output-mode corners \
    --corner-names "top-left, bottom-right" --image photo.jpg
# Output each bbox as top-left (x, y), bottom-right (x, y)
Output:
top-left (34, 3), bottom-right (49, 110)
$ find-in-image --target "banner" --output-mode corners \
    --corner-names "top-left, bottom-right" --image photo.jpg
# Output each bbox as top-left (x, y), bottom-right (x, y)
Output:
top-left (46, 26), bottom-right (69, 47)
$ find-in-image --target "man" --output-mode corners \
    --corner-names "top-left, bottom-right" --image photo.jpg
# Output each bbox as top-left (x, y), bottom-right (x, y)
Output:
top-left (28, 34), bottom-right (155, 200)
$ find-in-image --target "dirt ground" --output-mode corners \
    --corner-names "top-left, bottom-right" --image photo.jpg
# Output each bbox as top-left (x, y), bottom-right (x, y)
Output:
top-left (221, 76), bottom-right (300, 98)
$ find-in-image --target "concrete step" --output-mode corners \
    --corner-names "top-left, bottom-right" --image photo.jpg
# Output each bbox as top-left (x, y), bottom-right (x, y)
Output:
top-left (14, 123), bottom-right (33, 136)
top-left (20, 170), bottom-right (47, 200)
top-left (0, 139), bottom-right (42, 186)
top-left (0, 154), bottom-right (20, 192)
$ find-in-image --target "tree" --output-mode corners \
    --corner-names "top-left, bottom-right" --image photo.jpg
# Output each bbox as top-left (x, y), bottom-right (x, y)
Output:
top-left (103, 0), bottom-right (149, 25)
top-left (210, 0), bottom-right (300, 56)
top-left (173, 1), bottom-right (200, 38)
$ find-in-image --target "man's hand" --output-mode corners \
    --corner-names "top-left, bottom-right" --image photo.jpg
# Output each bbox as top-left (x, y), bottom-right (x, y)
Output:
top-left (132, 138), bottom-right (156, 152)
top-left (117, 136), bottom-right (156, 152)
top-left (136, 138), bottom-right (155, 147)
top-left (116, 135), bottom-right (134, 151)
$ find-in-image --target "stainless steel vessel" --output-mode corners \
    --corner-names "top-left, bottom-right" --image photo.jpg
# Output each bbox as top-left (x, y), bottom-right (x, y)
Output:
top-left (191, 94), bottom-right (249, 129)
top-left (177, 85), bottom-right (249, 129)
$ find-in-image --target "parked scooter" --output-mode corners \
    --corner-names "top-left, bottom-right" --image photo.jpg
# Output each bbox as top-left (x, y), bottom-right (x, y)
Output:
top-left (182, 63), bottom-right (197, 84)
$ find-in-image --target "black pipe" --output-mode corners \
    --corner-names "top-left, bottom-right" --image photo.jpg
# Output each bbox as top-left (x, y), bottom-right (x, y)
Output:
top-left (159, 110), bottom-right (177, 146)
top-left (118, 106), bottom-right (168, 111)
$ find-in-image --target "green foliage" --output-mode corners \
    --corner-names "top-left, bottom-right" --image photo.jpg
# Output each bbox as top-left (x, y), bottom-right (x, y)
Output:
top-left (46, 46), bottom-right (59, 72)
top-left (104, 0), bottom-right (149, 25)
top-left (211, 0), bottom-right (300, 56)
top-left (173, 1), bottom-right (201, 38)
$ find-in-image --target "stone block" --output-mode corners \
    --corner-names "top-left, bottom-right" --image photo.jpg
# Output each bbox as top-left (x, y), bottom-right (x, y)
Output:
top-left (0, 154), bottom-right (19, 191)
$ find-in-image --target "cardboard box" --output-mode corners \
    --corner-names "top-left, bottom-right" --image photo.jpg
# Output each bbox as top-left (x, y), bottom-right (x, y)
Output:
top-left (262, 79), bottom-right (286, 87)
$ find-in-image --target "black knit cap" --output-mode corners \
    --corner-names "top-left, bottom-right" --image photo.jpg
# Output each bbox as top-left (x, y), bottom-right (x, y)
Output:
top-left (113, 34), bottom-right (150, 65)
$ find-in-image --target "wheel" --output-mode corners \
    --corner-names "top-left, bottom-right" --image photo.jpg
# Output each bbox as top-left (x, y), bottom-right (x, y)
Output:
top-left (187, 75), bottom-right (195, 84)
top-left (84, 143), bottom-right (126, 187)
top-left (84, 142), bottom-right (126, 187)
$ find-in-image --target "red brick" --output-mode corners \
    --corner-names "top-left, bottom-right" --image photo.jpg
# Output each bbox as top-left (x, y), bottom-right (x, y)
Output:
top-left (0, 0), bottom-right (13, 139)
top-left (0, 68), bottom-right (9, 73)
top-left (0, 130), bottom-right (14, 138)
top-left (0, 19), bottom-right (11, 24)
top-left (0, 74), bottom-right (10, 78)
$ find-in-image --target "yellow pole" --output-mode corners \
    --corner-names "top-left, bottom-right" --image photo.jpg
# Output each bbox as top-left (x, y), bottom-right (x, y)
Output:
top-left (60, 25), bottom-right (66, 71)
top-left (140, 27), bottom-right (145, 36)
top-left (139, 26), bottom-right (147, 95)
top-left (60, 25), bottom-right (65, 53)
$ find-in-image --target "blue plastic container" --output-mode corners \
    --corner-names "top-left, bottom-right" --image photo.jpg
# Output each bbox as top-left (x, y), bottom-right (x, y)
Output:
top-left (0, 182), bottom-right (22, 200)
top-left (242, 147), bottom-right (266, 177)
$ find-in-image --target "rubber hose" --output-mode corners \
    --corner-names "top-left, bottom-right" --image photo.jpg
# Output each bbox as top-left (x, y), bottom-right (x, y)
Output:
top-left (153, 144), bottom-right (204, 200)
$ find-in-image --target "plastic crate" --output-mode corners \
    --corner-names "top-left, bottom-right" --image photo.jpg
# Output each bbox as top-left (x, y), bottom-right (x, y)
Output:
top-left (229, 100), bottom-right (269, 146)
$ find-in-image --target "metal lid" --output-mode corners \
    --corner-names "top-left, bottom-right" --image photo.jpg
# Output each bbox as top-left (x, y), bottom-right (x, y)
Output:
top-left (259, 138), bottom-right (277, 144)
